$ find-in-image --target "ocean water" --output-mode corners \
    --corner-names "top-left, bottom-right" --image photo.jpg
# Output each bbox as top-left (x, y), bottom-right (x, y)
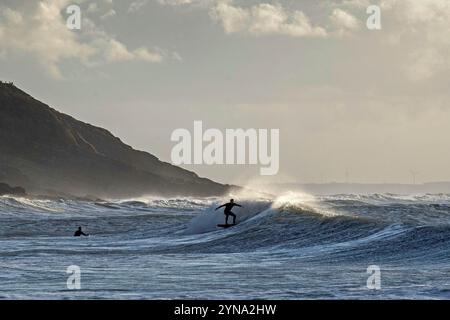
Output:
top-left (0, 192), bottom-right (449, 299)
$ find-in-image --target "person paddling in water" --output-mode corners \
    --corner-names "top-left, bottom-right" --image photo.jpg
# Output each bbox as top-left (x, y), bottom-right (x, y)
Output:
top-left (215, 199), bottom-right (242, 225)
top-left (74, 226), bottom-right (89, 237)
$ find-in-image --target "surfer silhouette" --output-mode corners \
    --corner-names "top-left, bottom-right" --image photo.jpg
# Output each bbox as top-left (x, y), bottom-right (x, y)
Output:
top-left (74, 226), bottom-right (89, 237)
top-left (215, 199), bottom-right (242, 225)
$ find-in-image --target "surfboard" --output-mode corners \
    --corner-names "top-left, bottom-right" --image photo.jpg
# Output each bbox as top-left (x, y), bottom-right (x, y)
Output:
top-left (217, 224), bottom-right (236, 228)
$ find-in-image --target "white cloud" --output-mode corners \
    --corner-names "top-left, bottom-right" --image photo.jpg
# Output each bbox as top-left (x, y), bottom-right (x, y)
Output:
top-left (210, 0), bottom-right (249, 34)
top-left (134, 47), bottom-right (164, 63)
top-left (129, 0), bottom-right (203, 12)
top-left (0, 0), bottom-right (164, 79)
top-left (340, 0), bottom-right (372, 9)
top-left (100, 8), bottom-right (116, 19)
top-left (97, 38), bottom-right (134, 62)
top-left (378, 0), bottom-right (450, 81)
top-left (156, 0), bottom-right (214, 9)
top-left (328, 0), bottom-right (450, 80)
top-left (158, 0), bottom-right (195, 5)
top-left (87, 3), bottom-right (99, 13)
top-left (210, 1), bottom-right (327, 38)
top-left (330, 8), bottom-right (360, 36)
top-left (128, 0), bottom-right (149, 13)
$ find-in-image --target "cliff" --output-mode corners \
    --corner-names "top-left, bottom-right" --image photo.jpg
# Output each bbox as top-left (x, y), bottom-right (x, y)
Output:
top-left (0, 82), bottom-right (231, 198)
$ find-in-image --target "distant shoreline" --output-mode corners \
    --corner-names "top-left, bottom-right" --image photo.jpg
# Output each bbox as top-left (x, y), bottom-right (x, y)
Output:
top-left (266, 182), bottom-right (450, 195)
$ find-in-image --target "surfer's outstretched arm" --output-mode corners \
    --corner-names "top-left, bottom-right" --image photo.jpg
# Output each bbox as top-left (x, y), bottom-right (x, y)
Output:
top-left (235, 203), bottom-right (243, 207)
top-left (215, 204), bottom-right (225, 211)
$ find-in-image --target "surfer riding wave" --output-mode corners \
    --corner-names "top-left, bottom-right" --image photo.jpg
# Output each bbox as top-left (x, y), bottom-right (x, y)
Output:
top-left (215, 199), bottom-right (242, 225)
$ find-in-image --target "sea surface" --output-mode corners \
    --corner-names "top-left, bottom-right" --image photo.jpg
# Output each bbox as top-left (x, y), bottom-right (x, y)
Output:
top-left (0, 193), bottom-right (449, 299)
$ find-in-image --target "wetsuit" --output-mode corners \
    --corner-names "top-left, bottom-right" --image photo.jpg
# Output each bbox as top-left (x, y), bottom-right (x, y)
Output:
top-left (74, 229), bottom-right (88, 237)
top-left (216, 202), bottom-right (242, 225)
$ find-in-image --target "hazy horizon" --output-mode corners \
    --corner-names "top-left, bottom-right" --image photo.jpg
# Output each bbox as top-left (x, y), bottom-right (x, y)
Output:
top-left (2, 0), bottom-right (450, 185)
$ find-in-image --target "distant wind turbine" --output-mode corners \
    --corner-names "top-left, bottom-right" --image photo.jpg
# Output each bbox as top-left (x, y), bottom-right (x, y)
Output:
top-left (410, 170), bottom-right (419, 185)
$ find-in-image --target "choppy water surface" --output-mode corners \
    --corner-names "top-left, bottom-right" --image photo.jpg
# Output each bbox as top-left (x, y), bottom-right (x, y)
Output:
top-left (0, 193), bottom-right (449, 299)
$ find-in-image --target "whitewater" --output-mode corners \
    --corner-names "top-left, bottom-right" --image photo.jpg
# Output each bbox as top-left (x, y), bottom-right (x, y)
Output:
top-left (0, 192), bottom-right (449, 299)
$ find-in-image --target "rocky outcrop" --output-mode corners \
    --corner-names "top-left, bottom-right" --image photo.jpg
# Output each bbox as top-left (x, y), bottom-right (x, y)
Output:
top-left (0, 82), bottom-right (232, 198)
top-left (0, 182), bottom-right (26, 196)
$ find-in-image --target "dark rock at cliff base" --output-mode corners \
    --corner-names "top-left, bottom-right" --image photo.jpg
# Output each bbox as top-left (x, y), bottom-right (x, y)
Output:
top-left (0, 82), bottom-right (233, 198)
top-left (0, 182), bottom-right (26, 196)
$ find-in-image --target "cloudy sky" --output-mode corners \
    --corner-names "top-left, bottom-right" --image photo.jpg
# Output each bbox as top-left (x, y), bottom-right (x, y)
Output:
top-left (1, 0), bottom-right (449, 185)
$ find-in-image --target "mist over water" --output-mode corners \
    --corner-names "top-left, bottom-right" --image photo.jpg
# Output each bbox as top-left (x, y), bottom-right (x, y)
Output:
top-left (0, 192), bottom-right (449, 299)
